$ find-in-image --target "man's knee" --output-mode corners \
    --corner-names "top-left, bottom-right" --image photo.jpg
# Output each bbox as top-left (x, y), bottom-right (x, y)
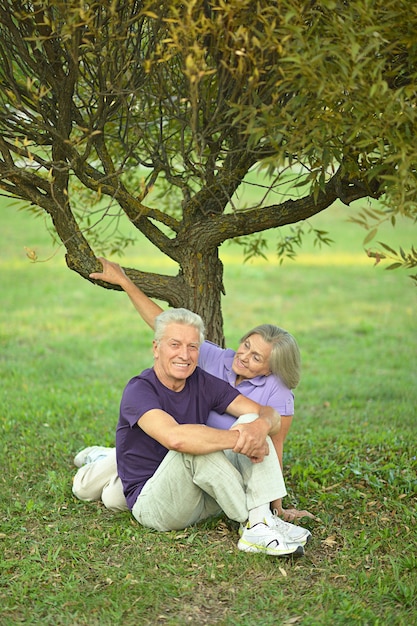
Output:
top-left (101, 483), bottom-right (129, 512)
top-left (72, 477), bottom-right (96, 502)
top-left (235, 412), bottom-right (259, 424)
top-left (72, 467), bottom-right (103, 502)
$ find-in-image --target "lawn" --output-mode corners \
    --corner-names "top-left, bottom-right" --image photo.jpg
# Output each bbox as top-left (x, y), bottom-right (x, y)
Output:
top-left (1, 198), bottom-right (416, 625)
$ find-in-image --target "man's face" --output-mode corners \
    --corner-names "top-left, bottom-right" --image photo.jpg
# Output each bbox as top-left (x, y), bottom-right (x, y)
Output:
top-left (153, 323), bottom-right (200, 390)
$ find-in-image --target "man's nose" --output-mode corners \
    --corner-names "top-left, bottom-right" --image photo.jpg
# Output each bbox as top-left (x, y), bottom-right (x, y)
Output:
top-left (178, 346), bottom-right (190, 359)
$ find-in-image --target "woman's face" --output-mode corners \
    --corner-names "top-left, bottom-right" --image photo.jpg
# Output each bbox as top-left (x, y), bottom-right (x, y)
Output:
top-left (232, 333), bottom-right (272, 380)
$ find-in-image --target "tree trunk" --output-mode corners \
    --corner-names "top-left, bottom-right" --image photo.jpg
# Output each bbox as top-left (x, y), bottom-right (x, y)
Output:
top-left (179, 247), bottom-right (225, 346)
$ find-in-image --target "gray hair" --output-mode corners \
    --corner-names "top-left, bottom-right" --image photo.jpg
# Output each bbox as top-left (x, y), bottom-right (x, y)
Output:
top-left (154, 308), bottom-right (205, 345)
top-left (240, 324), bottom-right (301, 389)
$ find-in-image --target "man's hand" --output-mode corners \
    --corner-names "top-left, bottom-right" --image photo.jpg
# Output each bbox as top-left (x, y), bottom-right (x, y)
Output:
top-left (230, 420), bottom-right (270, 462)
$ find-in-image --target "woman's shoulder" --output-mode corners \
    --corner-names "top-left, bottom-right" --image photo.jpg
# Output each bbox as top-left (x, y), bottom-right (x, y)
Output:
top-left (199, 341), bottom-right (236, 372)
top-left (199, 340), bottom-right (233, 361)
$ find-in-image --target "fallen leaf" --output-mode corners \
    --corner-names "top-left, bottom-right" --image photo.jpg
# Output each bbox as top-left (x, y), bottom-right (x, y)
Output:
top-left (322, 535), bottom-right (338, 546)
top-left (322, 482), bottom-right (342, 491)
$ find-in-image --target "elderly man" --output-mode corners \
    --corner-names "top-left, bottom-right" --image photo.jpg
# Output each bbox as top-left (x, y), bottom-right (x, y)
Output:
top-left (113, 306), bottom-right (307, 557)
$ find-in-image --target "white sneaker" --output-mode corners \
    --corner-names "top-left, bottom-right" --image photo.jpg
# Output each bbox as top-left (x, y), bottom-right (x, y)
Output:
top-left (269, 511), bottom-right (312, 546)
top-left (73, 446), bottom-right (112, 468)
top-left (238, 522), bottom-right (304, 557)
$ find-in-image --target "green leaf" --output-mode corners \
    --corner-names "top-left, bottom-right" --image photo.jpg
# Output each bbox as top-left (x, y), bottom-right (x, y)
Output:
top-left (377, 241), bottom-right (398, 256)
top-left (385, 263), bottom-right (403, 270)
top-left (363, 228), bottom-right (378, 245)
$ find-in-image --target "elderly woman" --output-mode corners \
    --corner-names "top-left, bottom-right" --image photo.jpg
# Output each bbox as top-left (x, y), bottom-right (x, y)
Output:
top-left (72, 258), bottom-right (314, 523)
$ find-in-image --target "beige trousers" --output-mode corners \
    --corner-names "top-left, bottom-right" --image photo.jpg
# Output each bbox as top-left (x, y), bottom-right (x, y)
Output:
top-left (72, 448), bottom-right (128, 512)
top-left (132, 441), bottom-right (285, 531)
top-left (72, 414), bottom-right (287, 521)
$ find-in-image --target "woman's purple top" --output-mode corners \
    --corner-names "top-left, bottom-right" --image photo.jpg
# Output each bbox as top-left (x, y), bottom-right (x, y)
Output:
top-left (199, 341), bottom-right (295, 429)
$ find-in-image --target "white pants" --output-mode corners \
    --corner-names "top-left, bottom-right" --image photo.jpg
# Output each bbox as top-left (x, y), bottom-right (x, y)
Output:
top-left (132, 445), bottom-right (285, 531)
top-left (72, 415), bottom-right (287, 523)
top-left (72, 448), bottom-right (128, 512)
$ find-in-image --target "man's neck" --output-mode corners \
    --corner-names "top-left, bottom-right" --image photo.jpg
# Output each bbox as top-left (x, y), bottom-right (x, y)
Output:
top-left (154, 367), bottom-right (187, 392)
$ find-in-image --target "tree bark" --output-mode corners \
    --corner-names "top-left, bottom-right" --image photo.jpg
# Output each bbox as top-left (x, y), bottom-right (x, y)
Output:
top-left (179, 248), bottom-right (226, 345)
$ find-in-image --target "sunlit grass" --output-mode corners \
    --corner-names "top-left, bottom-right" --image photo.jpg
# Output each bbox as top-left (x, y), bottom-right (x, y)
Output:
top-left (1, 199), bottom-right (416, 625)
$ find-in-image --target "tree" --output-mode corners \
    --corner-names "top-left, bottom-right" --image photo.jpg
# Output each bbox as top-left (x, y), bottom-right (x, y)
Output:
top-left (0, 0), bottom-right (416, 344)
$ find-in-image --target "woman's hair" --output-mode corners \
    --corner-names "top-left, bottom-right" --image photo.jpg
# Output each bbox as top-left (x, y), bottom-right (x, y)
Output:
top-left (154, 308), bottom-right (205, 345)
top-left (239, 324), bottom-right (301, 389)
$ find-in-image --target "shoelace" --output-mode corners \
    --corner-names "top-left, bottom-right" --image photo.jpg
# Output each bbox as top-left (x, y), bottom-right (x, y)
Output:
top-left (268, 513), bottom-right (303, 539)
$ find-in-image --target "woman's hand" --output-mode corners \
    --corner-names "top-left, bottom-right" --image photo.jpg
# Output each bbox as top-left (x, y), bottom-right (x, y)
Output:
top-left (280, 507), bottom-right (318, 522)
top-left (89, 257), bottom-right (128, 286)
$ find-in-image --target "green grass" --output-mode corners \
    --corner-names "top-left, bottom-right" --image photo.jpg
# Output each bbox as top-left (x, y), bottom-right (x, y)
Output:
top-left (1, 200), bottom-right (416, 625)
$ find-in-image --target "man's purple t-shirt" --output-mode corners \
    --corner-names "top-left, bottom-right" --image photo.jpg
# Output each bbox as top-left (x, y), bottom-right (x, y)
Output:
top-left (199, 341), bottom-right (295, 429)
top-left (116, 366), bottom-right (240, 510)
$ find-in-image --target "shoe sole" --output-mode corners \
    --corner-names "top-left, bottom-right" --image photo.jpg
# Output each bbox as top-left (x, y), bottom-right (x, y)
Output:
top-left (239, 526), bottom-right (311, 546)
top-left (237, 540), bottom-right (305, 557)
